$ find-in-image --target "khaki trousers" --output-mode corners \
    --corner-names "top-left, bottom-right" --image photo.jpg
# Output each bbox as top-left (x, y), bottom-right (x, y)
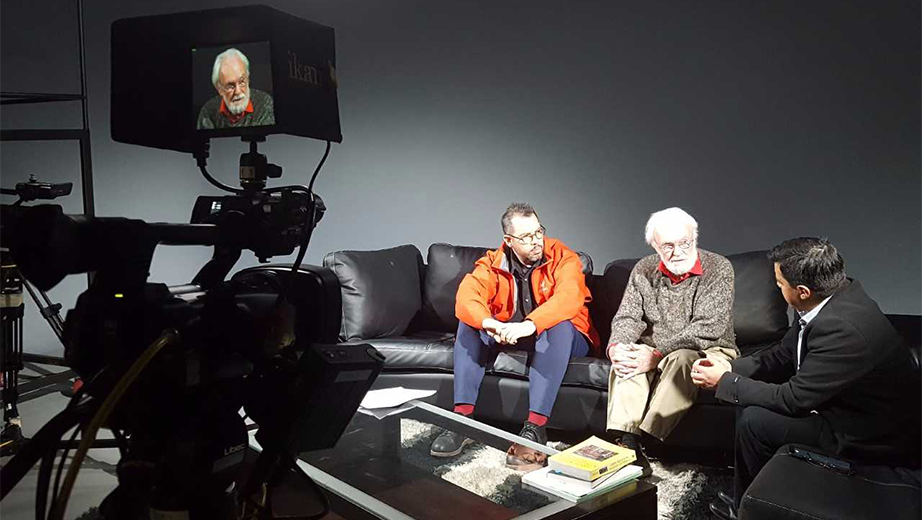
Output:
top-left (606, 346), bottom-right (738, 441)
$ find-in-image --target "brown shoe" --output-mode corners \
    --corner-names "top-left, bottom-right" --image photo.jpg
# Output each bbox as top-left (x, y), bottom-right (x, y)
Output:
top-left (505, 421), bottom-right (548, 471)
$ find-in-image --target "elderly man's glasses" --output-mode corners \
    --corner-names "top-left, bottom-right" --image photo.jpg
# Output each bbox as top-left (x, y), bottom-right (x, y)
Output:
top-left (222, 76), bottom-right (249, 94)
top-left (658, 239), bottom-right (694, 255)
top-left (506, 226), bottom-right (546, 245)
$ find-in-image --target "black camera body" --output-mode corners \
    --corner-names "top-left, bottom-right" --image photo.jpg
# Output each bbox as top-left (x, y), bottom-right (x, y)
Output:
top-left (191, 189), bottom-right (323, 262)
top-left (3, 196), bottom-right (384, 518)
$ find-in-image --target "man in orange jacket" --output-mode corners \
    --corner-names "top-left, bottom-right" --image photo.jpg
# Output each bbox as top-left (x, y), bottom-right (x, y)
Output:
top-left (430, 203), bottom-right (599, 469)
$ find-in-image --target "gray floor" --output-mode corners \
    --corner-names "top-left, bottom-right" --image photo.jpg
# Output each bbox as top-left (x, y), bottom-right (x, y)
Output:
top-left (1, 366), bottom-right (118, 520)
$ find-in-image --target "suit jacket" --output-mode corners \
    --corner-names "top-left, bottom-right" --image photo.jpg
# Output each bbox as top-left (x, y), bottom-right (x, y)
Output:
top-left (716, 279), bottom-right (917, 464)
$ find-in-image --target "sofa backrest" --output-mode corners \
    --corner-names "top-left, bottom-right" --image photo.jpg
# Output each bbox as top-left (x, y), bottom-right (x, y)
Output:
top-left (419, 243), bottom-right (491, 332)
top-left (323, 242), bottom-right (790, 352)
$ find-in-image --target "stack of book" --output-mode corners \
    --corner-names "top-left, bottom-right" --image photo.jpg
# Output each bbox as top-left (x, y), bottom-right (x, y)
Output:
top-left (521, 435), bottom-right (642, 502)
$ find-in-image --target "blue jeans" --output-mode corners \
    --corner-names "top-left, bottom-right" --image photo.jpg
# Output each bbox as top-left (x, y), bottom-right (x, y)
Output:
top-left (453, 320), bottom-right (590, 416)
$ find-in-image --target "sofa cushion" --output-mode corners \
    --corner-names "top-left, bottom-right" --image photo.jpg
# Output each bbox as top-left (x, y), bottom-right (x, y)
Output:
top-left (322, 244), bottom-right (423, 341)
top-left (725, 250), bottom-right (789, 346)
top-left (421, 243), bottom-right (491, 333)
top-left (357, 332), bottom-right (456, 371)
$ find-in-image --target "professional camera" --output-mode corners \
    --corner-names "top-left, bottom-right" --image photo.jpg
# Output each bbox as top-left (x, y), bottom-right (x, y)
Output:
top-left (0, 6), bottom-right (382, 520)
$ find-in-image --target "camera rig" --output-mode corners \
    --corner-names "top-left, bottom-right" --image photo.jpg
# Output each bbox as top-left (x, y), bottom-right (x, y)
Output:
top-left (0, 140), bottom-right (384, 520)
top-left (1, 175), bottom-right (74, 456)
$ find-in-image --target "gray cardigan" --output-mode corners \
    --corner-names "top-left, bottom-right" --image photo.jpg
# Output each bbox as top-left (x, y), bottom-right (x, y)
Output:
top-left (608, 249), bottom-right (738, 357)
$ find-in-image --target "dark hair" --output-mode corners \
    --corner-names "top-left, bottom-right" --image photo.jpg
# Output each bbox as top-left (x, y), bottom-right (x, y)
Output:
top-left (501, 202), bottom-right (538, 234)
top-left (768, 237), bottom-right (847, 298)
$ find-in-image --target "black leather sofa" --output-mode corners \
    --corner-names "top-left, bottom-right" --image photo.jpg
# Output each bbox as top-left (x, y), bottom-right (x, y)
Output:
top-left (313, 243), bottom-right (921, 450)
top-left (315, 243), bottom-right (818, 451)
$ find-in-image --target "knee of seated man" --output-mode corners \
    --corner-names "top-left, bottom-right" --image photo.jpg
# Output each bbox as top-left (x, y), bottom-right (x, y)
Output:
top-left (736, 406), bottom-right (776, 434)
top-left (662, 348), bottom-right (699, 368)
top-left (541, 320), bottom-right (577, 342)
top-left (544, 320), bottom-right (577, 333)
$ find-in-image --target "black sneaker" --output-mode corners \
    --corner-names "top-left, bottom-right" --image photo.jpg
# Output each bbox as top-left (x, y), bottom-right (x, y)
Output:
top-left (430, 429), bottom-right (473, 457)
top-left (519, 421), bottom-right (548, 445)
top-left (619, 432), bottom-right (653, 478)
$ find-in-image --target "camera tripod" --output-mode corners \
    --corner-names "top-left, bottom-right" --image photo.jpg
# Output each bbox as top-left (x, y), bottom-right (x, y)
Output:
top-left (1, 250), bottom-right (68, 456)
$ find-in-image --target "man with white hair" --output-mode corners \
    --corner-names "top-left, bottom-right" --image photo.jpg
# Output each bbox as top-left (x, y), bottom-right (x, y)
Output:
top-left (197, 48), bottom-right (276, 129)
top-left (605, 207), bottom-right (738, 476)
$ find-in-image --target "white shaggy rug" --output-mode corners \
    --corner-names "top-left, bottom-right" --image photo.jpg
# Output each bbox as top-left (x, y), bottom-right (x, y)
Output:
top-left (400, 418), bottom-right (732, 520)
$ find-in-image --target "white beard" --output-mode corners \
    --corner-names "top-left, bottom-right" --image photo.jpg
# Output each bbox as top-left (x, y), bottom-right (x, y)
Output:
top-left (663, 252), bottom-right (697, 276)
top-left (226, 92), bottom-right (250, 115)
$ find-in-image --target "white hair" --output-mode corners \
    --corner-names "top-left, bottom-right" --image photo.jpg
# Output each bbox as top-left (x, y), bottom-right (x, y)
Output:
top-left (644, 207), bottom-right (699, 245)
top-left (211, 48), bottom-right (250, 87)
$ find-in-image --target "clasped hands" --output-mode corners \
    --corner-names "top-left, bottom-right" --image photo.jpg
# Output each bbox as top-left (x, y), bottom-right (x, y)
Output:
top-left (690, 355), bottom-right (732, 389)
top-left (607, 343), bottom-right (733, 386)
top-left (607, 343), bottom-right (660, 379)
top-left (482, 318), bottom-right (536, 345)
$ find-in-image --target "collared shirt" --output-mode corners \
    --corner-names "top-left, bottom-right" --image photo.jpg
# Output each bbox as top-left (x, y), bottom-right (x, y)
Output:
top-left (795, 295), bottom-right (833, 370)
top-left (657, 256), bottom-right (704, 285)
top-left (219, 98), bottom-right (255, 124)
top-left (508, 246), bottom-right (538, 323)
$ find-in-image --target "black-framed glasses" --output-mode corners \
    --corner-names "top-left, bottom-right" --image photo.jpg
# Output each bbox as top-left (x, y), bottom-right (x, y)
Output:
top-left (505, 225), bottom-right (546, 245)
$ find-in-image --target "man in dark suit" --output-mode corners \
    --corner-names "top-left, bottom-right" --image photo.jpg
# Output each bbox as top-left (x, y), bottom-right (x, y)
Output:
top-left (691, 237), bottom-right (916, 520)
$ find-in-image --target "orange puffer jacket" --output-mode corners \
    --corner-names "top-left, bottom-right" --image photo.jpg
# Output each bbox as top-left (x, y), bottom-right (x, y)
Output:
top-left (455, 237), bottom-right (600, 349)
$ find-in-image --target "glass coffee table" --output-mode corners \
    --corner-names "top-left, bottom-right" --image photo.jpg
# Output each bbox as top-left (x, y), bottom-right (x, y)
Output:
top-left (251, 397), bottom-right (657, 520)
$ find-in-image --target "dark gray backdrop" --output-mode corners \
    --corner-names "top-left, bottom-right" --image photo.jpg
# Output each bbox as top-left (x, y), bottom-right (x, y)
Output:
top-left (2, 0), bottom-right (919, 355)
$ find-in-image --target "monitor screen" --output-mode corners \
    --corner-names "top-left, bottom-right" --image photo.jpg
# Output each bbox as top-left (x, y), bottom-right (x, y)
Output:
top-left (111, 5), bottom-right (343, 153)
top-left (193, 42), bottom-right (275, 131)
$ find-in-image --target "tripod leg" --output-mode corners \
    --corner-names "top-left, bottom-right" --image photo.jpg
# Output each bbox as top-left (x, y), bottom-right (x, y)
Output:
top-left (23, 279), bottom-right (65, 344)
top-left (1, 265), bottom-right (26, 456)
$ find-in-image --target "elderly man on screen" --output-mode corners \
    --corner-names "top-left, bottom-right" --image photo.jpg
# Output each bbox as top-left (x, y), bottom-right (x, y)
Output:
top-left (197, 48), bottom-right (276, 129)
top-left (606, 207), bottom-right (738, 477)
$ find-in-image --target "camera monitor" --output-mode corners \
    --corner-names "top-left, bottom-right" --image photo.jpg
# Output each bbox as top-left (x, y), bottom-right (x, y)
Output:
top-left (111, 5), bottom-right (342, 153)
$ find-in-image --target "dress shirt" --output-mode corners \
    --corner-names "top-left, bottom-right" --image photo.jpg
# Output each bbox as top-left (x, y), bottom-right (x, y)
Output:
top-left (796, 295), bottom-right (833, 370)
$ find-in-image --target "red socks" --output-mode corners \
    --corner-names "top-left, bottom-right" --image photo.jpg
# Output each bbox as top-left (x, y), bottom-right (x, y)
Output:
top-left (527, 411), bottom-right (548, 427)
top-left (454, 406), bottom-right (547, 427)
top-left (454, 404), bottom-right (474, 416)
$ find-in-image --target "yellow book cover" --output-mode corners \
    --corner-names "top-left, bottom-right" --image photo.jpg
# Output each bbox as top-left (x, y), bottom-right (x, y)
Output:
top-left (547, 435), bottom-right (636, 481)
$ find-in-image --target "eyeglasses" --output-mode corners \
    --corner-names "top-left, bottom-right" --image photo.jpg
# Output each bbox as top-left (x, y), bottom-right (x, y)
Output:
top-left (506, 226), bottom-right (546, 245)
top-left (657, 239), bottom-right (695, 255)
top-left (221, 75), bottom-right (249, 94)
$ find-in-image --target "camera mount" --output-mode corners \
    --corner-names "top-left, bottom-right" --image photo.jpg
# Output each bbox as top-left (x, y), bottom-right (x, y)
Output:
top-left (239, 137), bottom-right (282, 192)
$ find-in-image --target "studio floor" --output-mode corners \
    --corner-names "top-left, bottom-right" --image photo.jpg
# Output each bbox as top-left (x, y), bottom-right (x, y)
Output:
top-left (1, 366), bottom-right (118, 520)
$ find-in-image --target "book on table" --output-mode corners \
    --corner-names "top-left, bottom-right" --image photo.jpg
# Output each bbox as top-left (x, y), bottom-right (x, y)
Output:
top-left (547, 468), bottom-right (617, 490)
top-left (522, 463), bottom-right (643, 503)
top-left (547, 435), bottom-right (636, 481)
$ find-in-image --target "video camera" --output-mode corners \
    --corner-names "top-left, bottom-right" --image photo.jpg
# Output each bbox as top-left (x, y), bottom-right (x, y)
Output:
top-left (0, 5), bottom-right (383, 520)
